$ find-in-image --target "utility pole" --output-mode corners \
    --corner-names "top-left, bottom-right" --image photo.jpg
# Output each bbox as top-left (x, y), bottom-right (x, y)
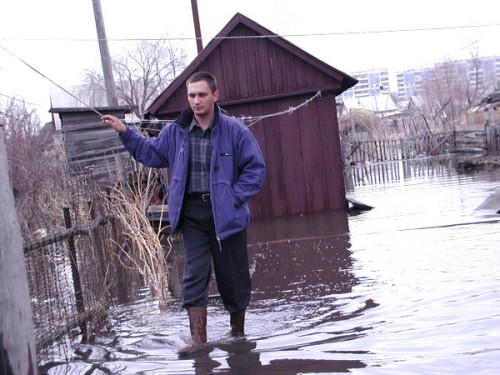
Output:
top-left (191, 0), bottom-right (203, 53)
top-left (92, 0), bottom-right (118, 106)
top-left (0, 124), bottom-right (39, 374)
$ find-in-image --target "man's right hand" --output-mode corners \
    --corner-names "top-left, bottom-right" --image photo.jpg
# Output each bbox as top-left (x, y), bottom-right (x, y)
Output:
top-left (101, 115), bottom-right (127, 133)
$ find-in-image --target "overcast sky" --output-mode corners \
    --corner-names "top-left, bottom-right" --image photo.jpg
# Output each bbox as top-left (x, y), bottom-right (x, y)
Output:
top-left (1, 0), bottom-right (499, 122)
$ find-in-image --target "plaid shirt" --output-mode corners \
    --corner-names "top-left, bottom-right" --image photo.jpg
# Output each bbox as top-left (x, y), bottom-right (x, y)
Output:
top-left (187, 119), bottom-right (212, 193)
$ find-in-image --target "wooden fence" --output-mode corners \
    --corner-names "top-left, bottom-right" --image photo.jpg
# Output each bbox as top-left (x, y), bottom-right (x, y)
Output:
top-left (22, 201), bottom-right (130, 363)
top-left (345, 155), bottom-right (458, 188)
top-left (486, 124), bottom-right (500, 152)
top-left (343, 131), bottom-right (455, 164)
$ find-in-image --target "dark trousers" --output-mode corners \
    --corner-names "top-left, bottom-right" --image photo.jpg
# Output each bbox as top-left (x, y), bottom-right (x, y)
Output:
top-left (181, 196), bottom-right (251, 314)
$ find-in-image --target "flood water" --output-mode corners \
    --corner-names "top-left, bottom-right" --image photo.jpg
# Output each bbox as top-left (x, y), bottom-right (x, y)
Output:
top-left (41, 156), bottom-right (500, 374)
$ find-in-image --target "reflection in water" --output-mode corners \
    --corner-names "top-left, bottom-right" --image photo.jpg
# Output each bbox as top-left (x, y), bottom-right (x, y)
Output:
top-left (40, 156), bottom-right (500, 374)
top-left (249, 210), bottom-right (355, 302)
top-left (346, 154), bottom-right (475, 189)
top-left (40, 209), bottom-right (370, 374)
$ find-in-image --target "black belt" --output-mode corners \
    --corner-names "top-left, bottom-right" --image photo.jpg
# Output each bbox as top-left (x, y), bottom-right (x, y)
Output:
top-left (187, 192), bottom-right (211, 202)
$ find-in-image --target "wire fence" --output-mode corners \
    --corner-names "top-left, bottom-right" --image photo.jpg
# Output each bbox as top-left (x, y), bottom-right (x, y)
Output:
top-left (21, 187), bottom-right (135, 363)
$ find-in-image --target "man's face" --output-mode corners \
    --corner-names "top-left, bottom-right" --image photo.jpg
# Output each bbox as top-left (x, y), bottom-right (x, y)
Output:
top-left (187, 80), bottom-right (219, 118)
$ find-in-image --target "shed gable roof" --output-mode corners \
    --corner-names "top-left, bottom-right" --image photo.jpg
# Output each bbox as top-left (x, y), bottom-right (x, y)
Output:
top-left (147, 13), bottom-right (357, 117)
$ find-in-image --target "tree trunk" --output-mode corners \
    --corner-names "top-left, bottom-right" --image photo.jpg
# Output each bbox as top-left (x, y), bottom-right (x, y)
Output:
top-left (0, 126), bottom-right (38, 374)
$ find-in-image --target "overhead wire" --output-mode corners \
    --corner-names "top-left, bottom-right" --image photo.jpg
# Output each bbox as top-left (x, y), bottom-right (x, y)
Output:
top-left (1, 22), bottom-right (499, 43)
top-left (2, 20), bottom-right (497, 128)
top-left (0, 44), bottom-right (104, 117)
top-left (133, 90), bottom-right (323, 134)
top-left (244, 91), bottom-right (322, 128)
top-left (0, 93), bottom-right (40, 106)
top-left (0, 42), bottom-right (324, 131)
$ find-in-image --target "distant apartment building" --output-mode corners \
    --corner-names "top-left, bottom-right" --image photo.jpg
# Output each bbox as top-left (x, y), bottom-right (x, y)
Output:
top-left (396, 56), bottom-right (500, 100)
top-left (341, 69), bottom-right (391, 100)
top-left (341, 56), bottom-right (500, 102)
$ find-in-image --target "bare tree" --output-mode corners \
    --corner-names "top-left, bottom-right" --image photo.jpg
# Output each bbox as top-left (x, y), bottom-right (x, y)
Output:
top-left (418, 61), bottom-right (459, 130)
top-left (418, 53), bottom-right (494, 131)
top-left (458, 48), bottom-right (497, 109)
top-left (0, 116), bottom-right (39, 375)
top-left (2, 97), bottom-right (69, 238)
top-left (84, 38), bottom-right (187, 117)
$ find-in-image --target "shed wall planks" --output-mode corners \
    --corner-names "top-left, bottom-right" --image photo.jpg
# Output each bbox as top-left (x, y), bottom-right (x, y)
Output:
top-left (52, 107), bottom-right (134, 182)
top-left (146, 13), bottom-right (357, 219)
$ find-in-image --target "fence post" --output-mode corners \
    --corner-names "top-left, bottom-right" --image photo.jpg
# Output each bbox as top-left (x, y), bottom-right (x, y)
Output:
top-left (0, 124), bottom-right (39, 373)
top-left (63, 207), bottom-right (88, 341)
top-left (114, 153), bottom-right (127, 187)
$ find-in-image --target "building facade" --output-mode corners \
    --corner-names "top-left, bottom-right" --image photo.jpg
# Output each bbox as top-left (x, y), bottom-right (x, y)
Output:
top-left (395, 56), bottom-right (500, 100)
top-left (341, 69), bottom-right (391, 100)
top-left (340, 56), bottom-right (500, 103)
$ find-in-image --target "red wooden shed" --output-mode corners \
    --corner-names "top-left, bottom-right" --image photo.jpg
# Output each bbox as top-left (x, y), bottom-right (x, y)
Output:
top-left (146, 13), bottom-right (357, 219)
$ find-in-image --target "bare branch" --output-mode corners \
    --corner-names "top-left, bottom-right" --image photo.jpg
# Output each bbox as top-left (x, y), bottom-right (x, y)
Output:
top-left (82, 37), bottom-right (187, 117)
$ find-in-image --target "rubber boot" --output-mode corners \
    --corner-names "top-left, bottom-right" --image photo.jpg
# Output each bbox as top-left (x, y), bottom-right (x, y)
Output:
top-left (230, 309), bottom-right (246, 337)
top-left (178, 307), bottom-right (207, 355)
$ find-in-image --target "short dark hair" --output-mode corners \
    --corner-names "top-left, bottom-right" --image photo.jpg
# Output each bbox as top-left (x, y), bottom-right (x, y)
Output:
top-left (186, 71), bottom-right (217, 93)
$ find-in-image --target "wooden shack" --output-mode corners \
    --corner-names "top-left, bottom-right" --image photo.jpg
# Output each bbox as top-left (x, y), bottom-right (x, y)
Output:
top-left (146, 13), bottom-right (357, 219)
top-left (49, 106), bottom-right (136, 182)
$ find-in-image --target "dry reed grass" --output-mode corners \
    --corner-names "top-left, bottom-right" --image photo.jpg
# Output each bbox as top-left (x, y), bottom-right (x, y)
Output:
top-left (105, 164), bottom-right (170, 310)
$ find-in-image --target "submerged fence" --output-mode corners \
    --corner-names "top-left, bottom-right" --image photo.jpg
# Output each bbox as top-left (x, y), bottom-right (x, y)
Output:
top-left (21, 194), bottom-right (132, 363)
top-left (345, 155), bottom-right (458, 188)
top-left (486, 124), bottom-right (500, 152)
top-left (343, 131), bottom-right (455, 164)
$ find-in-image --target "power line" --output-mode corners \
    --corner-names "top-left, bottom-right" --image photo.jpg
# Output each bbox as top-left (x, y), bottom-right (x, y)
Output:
top-left (0, 44), bottom-right (104, 117)
top-left (0, 93), bottom-right (40, 106)
top-left (1, 22), bottom-right (499, 43)
top-left (0, 42), bottom-right (323, 131)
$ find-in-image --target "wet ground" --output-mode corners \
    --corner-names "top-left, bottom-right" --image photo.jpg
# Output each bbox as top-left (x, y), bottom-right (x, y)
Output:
top-left (41, 156), bottom-right (500, 374)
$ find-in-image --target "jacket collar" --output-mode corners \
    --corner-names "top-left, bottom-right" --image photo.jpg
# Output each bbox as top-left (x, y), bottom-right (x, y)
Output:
top-left (175, 103), bottom-right (221, 129)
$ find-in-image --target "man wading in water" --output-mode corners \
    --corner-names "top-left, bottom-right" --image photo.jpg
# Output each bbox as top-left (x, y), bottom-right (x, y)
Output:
top-left (102, 71), bottom-right (266, 355)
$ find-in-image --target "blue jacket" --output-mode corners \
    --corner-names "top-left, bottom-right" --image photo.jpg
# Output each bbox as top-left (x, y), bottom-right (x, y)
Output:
top-left (120, 104), bottom-right (266, 240)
